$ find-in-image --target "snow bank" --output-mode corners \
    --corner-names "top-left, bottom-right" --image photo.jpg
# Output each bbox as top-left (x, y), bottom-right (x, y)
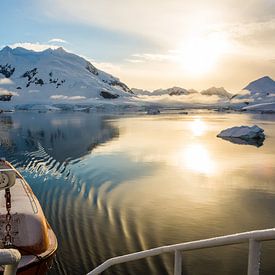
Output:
top-left (15, 104), bottom-right (61, 111)
top-left (242, 102), bottom-right (275, 113)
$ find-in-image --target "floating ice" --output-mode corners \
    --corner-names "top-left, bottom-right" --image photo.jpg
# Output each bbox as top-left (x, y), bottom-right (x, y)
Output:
top-left (217, 125), bottom-right (265, 147)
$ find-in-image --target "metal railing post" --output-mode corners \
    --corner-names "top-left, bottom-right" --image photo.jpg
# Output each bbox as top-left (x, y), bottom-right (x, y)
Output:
top-left (4, 264), bottom-right (20, 275)
top-left (0, 249), bottom-right (21, 275)
top-left (247, 239), bottom-right (261, 275)
top-left (174, 250), bottom-right (182, 275)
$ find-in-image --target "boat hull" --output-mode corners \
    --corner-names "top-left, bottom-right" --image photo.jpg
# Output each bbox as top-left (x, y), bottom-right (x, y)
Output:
top-left (0, 161), bottom-right (58, 274)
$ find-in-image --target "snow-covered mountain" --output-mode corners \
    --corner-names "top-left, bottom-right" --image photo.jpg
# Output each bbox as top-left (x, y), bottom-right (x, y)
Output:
top-left (132, 87), bottom-right (198, 96)
top-left (231, 76), bottom-right (275, 105)
top-left (133, 85), bottom-right (232, 98)
top-left (200, 87), bottom-right (232, 99)
top-left (158, 87), bottom-right (197, 96)
top-left (243, 76), bottom-right (275, 95)
top-left (0, 46), bottom-right (133, 104)
top-left (131, 88), bottom-right (152, 96)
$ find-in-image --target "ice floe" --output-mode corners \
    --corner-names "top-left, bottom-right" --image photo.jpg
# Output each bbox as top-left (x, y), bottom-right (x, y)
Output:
top-left (217, 125), bottom-right (265, 147)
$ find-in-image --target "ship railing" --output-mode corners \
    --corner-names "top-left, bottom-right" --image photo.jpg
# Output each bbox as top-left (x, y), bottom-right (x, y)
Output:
top-left (87, 228), bottom-right (275, 275)
top-left (0, 249), bottom-right (21, 275)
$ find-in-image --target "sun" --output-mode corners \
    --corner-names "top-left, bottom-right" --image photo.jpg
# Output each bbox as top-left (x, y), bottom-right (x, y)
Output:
top-left (177, 32), bottom-right (230, 75)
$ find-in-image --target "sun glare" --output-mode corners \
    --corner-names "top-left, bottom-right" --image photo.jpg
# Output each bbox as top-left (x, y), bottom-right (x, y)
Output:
top-left (182, 144), bottom-right (216, 175)
top-left (178, 33), bottom-right (230, 75)
top-left (190, 118), bottom-right (207, 136)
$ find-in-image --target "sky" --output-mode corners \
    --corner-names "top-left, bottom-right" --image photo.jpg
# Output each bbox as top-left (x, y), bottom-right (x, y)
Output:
top-left (1, 0), bottom-right (275, 92)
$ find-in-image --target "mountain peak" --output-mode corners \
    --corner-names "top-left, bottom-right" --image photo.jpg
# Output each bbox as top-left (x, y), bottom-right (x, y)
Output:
top-left (0, 46), bottom-right (12, 53)
top-left (201, 86), bottom-right (232, 98)
top-left (251, 76), bottom-right (274, 84)
top-left (258, 76), bottom-right (273, 81)
top-left (54, 47), bottom-right (66, 53)
top-left (40, 47), bottom-right (69, 57)
top-left (244, 76), bottom-right (275, 94)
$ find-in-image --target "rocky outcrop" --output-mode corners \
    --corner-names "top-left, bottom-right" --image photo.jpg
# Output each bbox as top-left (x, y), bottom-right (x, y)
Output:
top-left (103, 79), bottom-right (133, 94)
top-left (86, 61), bottom-right (99, 76)
top-left (100, 91), bottom-right (119, 99)
top-left (0, 64), bottom-right (15, 78)
top-left (0, 94), bottom-right (13, 101)
top-left (22, 68), bottom-right (38, 81)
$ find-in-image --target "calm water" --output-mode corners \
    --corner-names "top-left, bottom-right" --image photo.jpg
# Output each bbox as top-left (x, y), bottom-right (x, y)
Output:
top-left (0, 111), bottom-right (275, 275)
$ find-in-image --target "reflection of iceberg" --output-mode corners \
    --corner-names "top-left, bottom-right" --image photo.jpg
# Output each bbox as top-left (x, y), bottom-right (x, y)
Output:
top-left (216, 136), bottom-right (264, 147)
top-left (217, 125), bottom-right (265, 147)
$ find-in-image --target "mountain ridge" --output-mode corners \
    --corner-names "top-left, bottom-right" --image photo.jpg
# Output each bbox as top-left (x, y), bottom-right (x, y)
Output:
top-left (133, 86), bottom-right (232, 98)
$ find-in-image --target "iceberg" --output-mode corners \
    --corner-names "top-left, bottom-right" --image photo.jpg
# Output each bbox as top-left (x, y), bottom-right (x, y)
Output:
top-left (217, 125), bottom-right (265, 147)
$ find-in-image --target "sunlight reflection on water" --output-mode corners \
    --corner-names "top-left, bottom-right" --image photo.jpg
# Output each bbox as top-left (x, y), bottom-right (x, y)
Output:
top-left (181, 143), bottom-right (216, 174)
top-left (189, 117), bottom-right (207, 136)
top-left (0, 112), bottom-right (275, 275)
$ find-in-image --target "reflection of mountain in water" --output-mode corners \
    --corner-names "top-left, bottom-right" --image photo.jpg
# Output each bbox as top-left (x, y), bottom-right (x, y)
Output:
top-left (0, 115), bottom-right (14, 148)
top-left (0, 112), bottom-right (119, 170)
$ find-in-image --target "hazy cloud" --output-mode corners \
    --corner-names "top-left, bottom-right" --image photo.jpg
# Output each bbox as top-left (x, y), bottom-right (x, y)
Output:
top-left (125, 59), bottom-right (145, 64)
top-left (0, 88), bottom-right (18, 96)
top-left (9, 42), bottom-right (60, 52)
top-left (91, 60), bottom-right (123, 76)
top-left (137, 93), bottom-right (229, 106)
top-left (0, 78), bottom-right (13, 85)
top-left (50, 95), bottom-right (86, 100)
top-left (42, 0), bottom-right (275, 47)
top-left (0, 88), bottom-right (11, 95)
top-left (131, 53), bottom-right (175, 62)
top-left (48, 38), bottom-right (68, 44)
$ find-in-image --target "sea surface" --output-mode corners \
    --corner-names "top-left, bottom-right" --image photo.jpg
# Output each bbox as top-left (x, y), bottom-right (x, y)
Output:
top-left (0, 111), bottom-right (275, 275)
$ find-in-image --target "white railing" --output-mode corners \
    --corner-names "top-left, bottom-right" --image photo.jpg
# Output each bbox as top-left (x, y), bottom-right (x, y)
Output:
top-left (87, 228), bottom-right (275, 275)
top-left (0, 249), bottom-right (21, 275)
